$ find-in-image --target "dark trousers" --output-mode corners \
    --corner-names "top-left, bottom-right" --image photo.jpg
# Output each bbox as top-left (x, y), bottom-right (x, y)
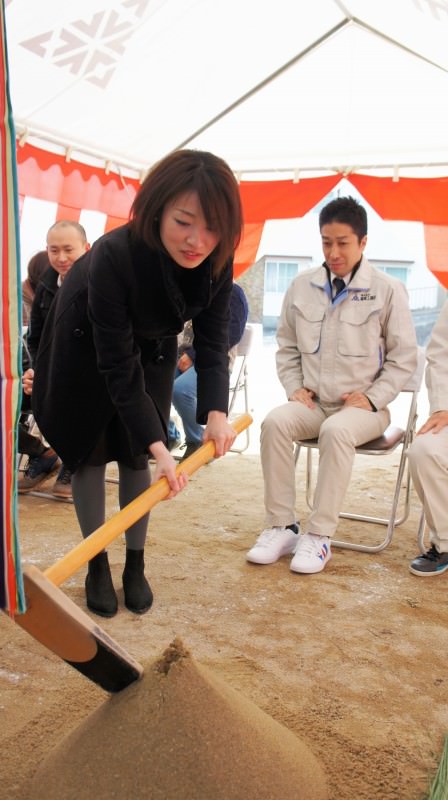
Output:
top-left (18, 422), bottom-right (46, 458)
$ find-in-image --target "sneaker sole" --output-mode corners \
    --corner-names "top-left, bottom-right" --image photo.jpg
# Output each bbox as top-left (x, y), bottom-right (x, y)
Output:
top-left (18, 474), bottom-right (60, 493)
top-left (409, 563), bottom-right (448, 577)
top-left (290, 553), bottom-right (332, 574)
top-left (246, 545), bottom-right (297, 565)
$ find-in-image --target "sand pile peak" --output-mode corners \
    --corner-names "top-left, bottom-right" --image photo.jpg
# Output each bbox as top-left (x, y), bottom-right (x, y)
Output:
top-left (26, 638), bottom-right (328, 800)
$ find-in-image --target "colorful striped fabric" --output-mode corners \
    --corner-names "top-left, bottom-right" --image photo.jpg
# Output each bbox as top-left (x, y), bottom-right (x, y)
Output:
top-left (0, 0), bottom-right (25, 614)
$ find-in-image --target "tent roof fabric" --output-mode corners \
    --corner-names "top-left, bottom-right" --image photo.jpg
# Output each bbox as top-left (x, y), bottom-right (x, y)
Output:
top-left (6, 0), bottom-right (448, 179)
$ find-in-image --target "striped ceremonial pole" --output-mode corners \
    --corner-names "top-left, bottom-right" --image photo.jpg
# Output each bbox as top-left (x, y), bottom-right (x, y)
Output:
top-left (0, 0), bottom-right (25, 614)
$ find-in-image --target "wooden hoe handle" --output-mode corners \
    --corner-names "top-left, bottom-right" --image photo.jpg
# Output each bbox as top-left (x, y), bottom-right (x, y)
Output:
top-left (44, 413), bottom-right (252, 587)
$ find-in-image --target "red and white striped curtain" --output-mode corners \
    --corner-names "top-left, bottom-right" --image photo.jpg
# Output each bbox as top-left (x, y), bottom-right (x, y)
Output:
top-left (16, 141), bottom-right (448, 287)
top-left (1, 0), bottom-right (24, 614)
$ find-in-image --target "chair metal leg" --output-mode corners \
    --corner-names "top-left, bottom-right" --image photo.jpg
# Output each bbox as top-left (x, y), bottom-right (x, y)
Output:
top-left (229, 366), bottom-right (251, 453)
top-left (296, 442), bottom-right (412, 553)
top-left (23, 490), bottom-right (73, 504)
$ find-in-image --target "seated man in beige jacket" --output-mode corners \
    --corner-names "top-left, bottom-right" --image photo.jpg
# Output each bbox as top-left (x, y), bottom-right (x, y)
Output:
top-left (247, 196), bottom-right (418, 575)
top-left (408, 299), bottom-right (448, 576)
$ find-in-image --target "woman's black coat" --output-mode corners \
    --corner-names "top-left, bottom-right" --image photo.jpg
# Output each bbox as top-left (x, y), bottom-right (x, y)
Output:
top-left (32, 225), bottom-right (233, 472)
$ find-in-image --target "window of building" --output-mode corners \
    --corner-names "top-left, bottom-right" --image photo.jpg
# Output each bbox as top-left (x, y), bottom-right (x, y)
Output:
top-left (373, 265), bottom-right (409, 285)
top-left (265, 259), bottom-right (304, 293)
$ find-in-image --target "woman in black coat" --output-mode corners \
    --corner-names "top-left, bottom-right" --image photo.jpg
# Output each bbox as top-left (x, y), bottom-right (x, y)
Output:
top-left (32, 149), bottom-right (243, 618)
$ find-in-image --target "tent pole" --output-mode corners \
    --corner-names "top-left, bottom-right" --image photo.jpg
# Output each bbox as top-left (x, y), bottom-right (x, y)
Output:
top-left (174, 20), bottom-right (350, 150)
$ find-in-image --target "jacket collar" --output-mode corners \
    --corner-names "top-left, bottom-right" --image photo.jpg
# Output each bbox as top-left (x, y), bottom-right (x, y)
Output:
top-left (312, 256), bottom-right (372, 291)
top-left (157, 249), bottom-right (214, 315)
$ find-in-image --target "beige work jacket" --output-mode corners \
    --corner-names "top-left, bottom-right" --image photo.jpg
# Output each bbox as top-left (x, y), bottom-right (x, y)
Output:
top-left (426, 298), bottom-right (448, 414)
top-left (276, 257), bottom-right (418, 410)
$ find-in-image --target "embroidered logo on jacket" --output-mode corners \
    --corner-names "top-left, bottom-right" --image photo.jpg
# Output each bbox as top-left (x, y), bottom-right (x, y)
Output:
top-left (352, 293), bottom-right (376, 302)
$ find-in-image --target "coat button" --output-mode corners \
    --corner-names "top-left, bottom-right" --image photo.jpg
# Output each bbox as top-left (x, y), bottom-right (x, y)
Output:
top-left (73, 328), bottom-right (84, 337)
top-left (155, 354), bottom-right (164, 363)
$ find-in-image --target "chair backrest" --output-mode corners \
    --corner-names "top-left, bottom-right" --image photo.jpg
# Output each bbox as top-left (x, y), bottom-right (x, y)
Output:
top-left (228, 324), bottom-right (254, 419)
top-left (236, 323), bottom-right (255, 357)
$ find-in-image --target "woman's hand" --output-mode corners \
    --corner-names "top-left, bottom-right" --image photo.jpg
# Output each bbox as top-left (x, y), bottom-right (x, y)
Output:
top-left (203, 410), bottom-right (236, 457)
top-left (149, 441), bottom-right (188, 499)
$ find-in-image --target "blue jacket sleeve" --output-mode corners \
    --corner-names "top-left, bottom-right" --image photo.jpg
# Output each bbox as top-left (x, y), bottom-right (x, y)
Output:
top-left (228, 283), bottom-right (249, 348)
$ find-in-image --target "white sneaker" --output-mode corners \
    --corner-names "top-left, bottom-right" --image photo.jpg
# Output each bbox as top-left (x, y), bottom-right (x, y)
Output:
top-left (246, 525), bottom-right (299, 565)
top-left (290, 533), bottom-right (331, 574)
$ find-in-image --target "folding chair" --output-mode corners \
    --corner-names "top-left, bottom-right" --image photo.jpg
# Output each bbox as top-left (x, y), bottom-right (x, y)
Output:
top-left (228, 323), bottom-right (255, 453)
top-left (293, 347), bottom-right (426, 552)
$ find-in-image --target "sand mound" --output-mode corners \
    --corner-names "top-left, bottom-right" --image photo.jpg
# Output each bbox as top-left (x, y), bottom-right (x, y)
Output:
top-left (26, 639), bottom-right (328, 800)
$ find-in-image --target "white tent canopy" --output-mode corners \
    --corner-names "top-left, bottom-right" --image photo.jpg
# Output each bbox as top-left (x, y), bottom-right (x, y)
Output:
top-left (6, 0), bottom-right (448, 180)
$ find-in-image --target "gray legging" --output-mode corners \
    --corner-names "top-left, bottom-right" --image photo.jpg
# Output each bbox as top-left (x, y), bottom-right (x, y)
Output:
top-left (71, 462), bottom-right (151, 551)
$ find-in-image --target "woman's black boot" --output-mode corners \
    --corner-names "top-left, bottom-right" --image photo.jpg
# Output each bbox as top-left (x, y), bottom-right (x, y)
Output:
top-left (85, 552), bottom-right (118, 618)
top-left (122, 549), bottom-right (153, 614)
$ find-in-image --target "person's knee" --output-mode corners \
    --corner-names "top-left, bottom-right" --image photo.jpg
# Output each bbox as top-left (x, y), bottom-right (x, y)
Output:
top-left (261, 407), bottom-right (300, 451)
top-left (261, 408), bottom-right (285, 438)
top-left (319, 416), bottom-right (353, 448)
top-left (408, 433), bottom-right (435, 468)
top-left (173, 383), bottom-right (194, 406)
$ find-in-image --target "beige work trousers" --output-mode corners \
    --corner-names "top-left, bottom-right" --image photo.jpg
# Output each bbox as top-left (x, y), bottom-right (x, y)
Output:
top-left (261, 400), bottom-right (390, 537)
top-left (407, 428), bottom-right (448, 552)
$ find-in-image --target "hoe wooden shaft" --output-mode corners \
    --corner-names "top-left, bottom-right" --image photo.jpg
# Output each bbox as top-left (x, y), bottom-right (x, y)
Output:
top-left (45, 413), bottom-right (252, 587)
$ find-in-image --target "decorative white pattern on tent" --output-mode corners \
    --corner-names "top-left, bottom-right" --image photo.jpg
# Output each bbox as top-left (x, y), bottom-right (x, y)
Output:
top-left (6, 0), bottom-right (448, 179)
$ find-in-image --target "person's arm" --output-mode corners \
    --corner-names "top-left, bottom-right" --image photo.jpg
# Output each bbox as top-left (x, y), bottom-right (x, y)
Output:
top-left (26, 285), bottom-right (46, 367)
top-left (413, 300), bottom-right (448, 435)
top-left (88, 240), bottom-right (188, 495)
top-left (87, 239), bottom-right (166, 452)
top-left (22, 284), bottom-right (48, 396)
top-left (193, 263), bottom-right (233, 421)
top-left (192, 262), bottom-right (237, 455)
top-left (275, 284), bottom-right (305, 399)
top-left (361, 280), bottom-right (418, 410)
top-left (228, 284), bottom-right (249, 348)
top-left (425, 299), bottom-right (448, 415)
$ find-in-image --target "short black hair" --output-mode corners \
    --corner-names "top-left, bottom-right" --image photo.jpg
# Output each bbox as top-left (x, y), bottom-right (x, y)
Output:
top-left (47, 220), bottom-right (88, 244)
top-left (319, 196), bottom-right (367, 241)
top-left (130, 149), bottom-right (243, 276)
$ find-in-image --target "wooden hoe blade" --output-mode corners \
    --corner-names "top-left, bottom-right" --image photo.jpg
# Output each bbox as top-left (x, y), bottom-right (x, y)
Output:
top-left (14, 414), bottom-right (253, 692)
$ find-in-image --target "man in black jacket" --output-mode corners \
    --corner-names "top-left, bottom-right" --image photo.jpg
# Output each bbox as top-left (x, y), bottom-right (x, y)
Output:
top-left (19, 220), bottom-right (89, 496)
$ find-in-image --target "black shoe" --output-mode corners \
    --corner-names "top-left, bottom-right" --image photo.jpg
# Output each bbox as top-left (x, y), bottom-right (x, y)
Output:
top-left (178, 441), bottom-right (203, 463)
top-left (18, 449), bottom-right (61, 492)
top-left (409, 545), bottom-right (448, 577)
top-left (168, 436), bottom-right (182, 451)
top-left (52, 464), bottom-right (72, 498)
top-left (85, 552), bottom-right (118, 617)
top-left (122, 549), bottom-right (153, 614)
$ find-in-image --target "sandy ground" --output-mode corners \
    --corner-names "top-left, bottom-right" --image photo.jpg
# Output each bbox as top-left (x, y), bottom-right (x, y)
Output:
top-left (1, 333), bottom-right (446, 800)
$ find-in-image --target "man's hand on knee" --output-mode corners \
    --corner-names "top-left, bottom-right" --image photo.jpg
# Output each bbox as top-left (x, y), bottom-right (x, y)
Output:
top-left (418, 410), bottom-right (448, 435)
top-left (288, 387), bottom-right (316, 408)
top-left (341, 391), bottom-right (372, 411)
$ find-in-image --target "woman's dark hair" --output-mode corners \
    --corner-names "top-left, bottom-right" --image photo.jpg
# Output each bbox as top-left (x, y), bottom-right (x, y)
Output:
top-left (26, 250), bottom-right (50, 290)
top-left (319, 196), bottom-right (367, 241)
top-left (130, 149), bottom-right (243, 275)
